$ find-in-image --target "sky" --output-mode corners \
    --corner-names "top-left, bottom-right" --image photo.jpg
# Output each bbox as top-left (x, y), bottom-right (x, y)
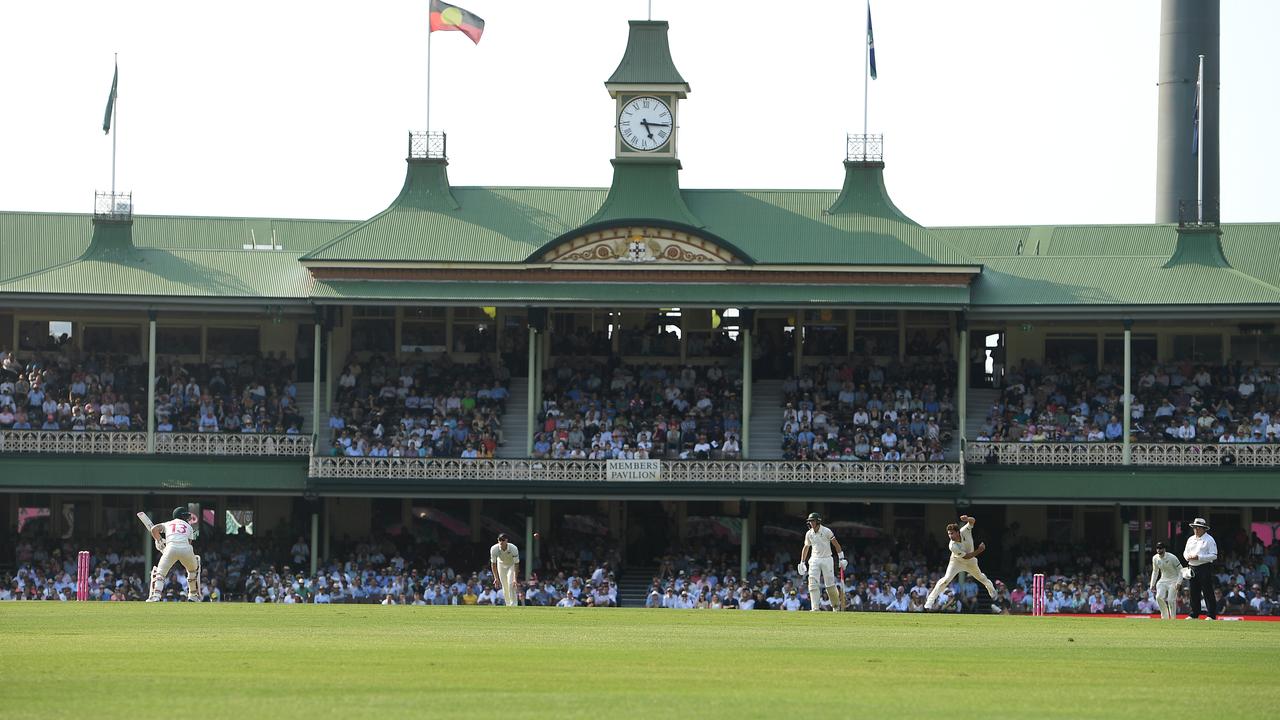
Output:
top-left (2, 0), bottom-right (1278, 227)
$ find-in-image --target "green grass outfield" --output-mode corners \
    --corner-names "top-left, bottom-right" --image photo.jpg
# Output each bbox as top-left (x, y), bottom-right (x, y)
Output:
top-left (1, 605), bottom-right (1276, 719)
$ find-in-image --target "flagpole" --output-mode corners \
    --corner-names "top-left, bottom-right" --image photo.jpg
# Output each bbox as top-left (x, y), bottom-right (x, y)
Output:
top-left (427, 17), bottom-right (433, 132)
top-left (1196, 53), bottom-right (1204, 224)
top-left (863, 1), bottom-right (869, 158)
top-left (111, 53), bottom-right (118, 197)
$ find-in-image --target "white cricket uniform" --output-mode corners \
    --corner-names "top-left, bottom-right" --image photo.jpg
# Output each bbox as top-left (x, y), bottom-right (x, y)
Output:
top-left (1149, 551), bottom-right (1183, 620)
top-left (148, 519), bottom-right (201, 602)
top-left (925, 521), bottom-right (996, 609)
top-left (490, 542), bottom-right (520, 607)
top-left (804, 526), bottom-right (838, 609)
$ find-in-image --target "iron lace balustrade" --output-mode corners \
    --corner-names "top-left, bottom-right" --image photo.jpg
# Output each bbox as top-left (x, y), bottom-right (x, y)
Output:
top-left (0, 430), bottom-right (310, 457)
top-left (93, 191), bottom-right (132, 221)
top-left (154, 433), bottom-right (313, 456)
top-left (409, 131), bottom-right (447, 160)
top-left (965, 441), bottom-right (1280, 467)
top-left (846, 133), bottom-right (884, 162)
top-left (309, 457), bottom-right (965, 485)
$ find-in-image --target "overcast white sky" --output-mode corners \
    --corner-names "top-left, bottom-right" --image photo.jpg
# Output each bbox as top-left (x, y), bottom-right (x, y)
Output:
top-left (2, 1), bottom-right (1277, 227)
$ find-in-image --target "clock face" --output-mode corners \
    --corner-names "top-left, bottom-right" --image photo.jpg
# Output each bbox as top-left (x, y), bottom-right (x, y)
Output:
top-left (618, 96), bottom-right (672, 152)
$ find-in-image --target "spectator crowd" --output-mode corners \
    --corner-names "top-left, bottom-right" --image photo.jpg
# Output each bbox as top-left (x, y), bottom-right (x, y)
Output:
top-left (978, 360), bottom-right (1280, 445)
top-left (326, 353), bottom-right (509, 459)
top-left (3, 531), bottom-right (618, 606)
top-left (534, 360), bottom-right (743, 460)
top-left (780, 359), bottom-right (955, 462)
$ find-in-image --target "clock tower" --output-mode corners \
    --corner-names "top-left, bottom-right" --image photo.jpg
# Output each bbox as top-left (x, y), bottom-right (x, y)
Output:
top-left (606, 20), bottom-right (689, 159)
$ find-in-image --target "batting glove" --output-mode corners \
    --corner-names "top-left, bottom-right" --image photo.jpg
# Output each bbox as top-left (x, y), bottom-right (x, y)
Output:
top-left (154, 540), bottom-right (166, 552)
top-left (797, 562), bottom-right (808, 575)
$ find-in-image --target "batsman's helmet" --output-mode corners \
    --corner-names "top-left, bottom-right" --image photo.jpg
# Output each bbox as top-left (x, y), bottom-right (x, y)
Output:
top-left (806, 512), bottom-right (823, 523)
top-left (173, 506), bottom-right (193, 521)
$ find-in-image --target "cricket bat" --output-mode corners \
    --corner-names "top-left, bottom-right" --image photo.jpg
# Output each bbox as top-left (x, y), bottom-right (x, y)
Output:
top-left (137, 512), bottom-right (164, 551)
top-left (838, 567), bottom-right (846, 612)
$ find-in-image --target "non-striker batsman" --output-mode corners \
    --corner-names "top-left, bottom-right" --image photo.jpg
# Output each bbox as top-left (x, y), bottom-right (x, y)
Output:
top-left (797, 512), bottom-right (846, 612)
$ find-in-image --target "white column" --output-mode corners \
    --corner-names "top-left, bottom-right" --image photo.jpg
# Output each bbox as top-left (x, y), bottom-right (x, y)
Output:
top-left (742, 325), bottom-right (752, 459)
top-left (146, 313), bottom-right (157, 454)
top-left (312, 321), bottom-right (322, 453)
top-left (1123, 321), bottom-right (1132, 466)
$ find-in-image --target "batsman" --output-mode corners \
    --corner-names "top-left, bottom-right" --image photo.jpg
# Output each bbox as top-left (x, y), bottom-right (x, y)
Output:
top-left (797, 512), bottom-right (846, 612)
top-left (146, 506), bottom-right (202, 602)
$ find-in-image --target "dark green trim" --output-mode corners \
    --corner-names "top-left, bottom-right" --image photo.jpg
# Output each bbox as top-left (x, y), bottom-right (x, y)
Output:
top-left (962, 466), bottom-right (1280, 505)
top-left (308, 477), bottom-right (964, 502)
top-left (0, 456), bottom-right (308, 493)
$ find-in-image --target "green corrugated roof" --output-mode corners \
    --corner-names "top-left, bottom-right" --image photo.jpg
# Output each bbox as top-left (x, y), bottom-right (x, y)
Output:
top-left (578, 158), bottom-right (706, 233)
top-left (605, 20), bottom-right (688, 89)
top-left (0, 218), bottom-right (321, 299)
top-left (304, 160), bottom-right (973, 267)
top-left (311, 280), bottom-right (969, 307)
top-left (972, 255), bottom-right (1280, 306)
top-left (0, 211), bottom-right (356, 284)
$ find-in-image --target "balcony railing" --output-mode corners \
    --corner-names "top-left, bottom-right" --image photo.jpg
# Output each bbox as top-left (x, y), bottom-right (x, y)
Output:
top-left (155, 433), bottom-right (312, 456)
top-left (0, 430), bottom-right (311, 457)
top-left (0, 430), bottom-right (148, 455)
top-left (309, 457), bottom-right (964, 485)
top-left (965, 441), bottom-right (1280, 467)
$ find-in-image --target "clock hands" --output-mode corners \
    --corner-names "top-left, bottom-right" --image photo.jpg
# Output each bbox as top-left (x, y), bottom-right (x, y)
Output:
top-left (638, 118), bottom-right (671, 140)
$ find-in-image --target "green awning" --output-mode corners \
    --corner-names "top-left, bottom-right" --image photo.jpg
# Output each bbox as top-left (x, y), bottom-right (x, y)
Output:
top-left (312, 280), bottom-right (968, 307)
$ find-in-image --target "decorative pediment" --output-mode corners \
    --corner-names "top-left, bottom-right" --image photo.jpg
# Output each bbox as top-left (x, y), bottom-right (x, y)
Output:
top-left (541, 226), bottom-right (741, 264)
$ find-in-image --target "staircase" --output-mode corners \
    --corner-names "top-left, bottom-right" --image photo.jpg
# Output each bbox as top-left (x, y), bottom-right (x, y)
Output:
top-left (496, 377), bottom-right (530, 458)
top-left (965, 388), bottom-right (1001, 442)
top-left (617, 566), bottom-right (658, 608)
top-left (747, 379), bottom-right (785, 459)
top-left (294, 382), bottom-right (314, 435)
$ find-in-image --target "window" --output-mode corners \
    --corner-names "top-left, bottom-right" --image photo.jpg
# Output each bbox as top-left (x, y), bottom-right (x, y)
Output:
top-left (401, 306), bottom-right (446, 353)
top-left (1230, 334), bottom-right (1280, 364)
top-left (1047, 506), bottom-right (1073, 543)
top-left (1101, 334), bottom-right (1157, 366)
top-left (207, 327), bottom-right (260, 355)
top-left (82, 325), bottom-right (141, 354)
top-left (0, 315), bottom-right (12, 350)
top-left (225, 509), bottom-right (254, 535)
top-left (452, 307), bottom-right (495, 353)
top-left (1172, 334), bottom-right (1223, 363)
top-left (854, 310), bottom-right (898, 356)
top-left (157, 326), bottom-right (201, 355)
top-left (16, 505), bottom-right (50, 534)
top-left (1044, 335), bottom-right (1098, 367)
top-left (351, 307), bottom-right (394, 353)
top-left (18, 320), bottom-right (73, 351)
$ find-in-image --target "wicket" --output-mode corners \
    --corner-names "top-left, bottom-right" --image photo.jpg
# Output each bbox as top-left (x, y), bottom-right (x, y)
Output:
top-left (76, 550), bottom-right (89, 601)
top-left (1032, 573), bottom-right (1045, 616)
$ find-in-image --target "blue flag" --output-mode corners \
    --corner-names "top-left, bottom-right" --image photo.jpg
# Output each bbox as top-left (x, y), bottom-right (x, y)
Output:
top-left (867, 6), bottom-right (877, 80)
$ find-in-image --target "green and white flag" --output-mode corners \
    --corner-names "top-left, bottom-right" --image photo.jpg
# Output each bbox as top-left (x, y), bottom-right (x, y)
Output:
top-left (103, 62), bottom-right (118, 134)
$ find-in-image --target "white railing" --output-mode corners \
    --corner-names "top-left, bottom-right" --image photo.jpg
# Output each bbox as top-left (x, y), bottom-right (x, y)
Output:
top-left (0, 430), bottom-right (310, 457)
top-left (309, 457), bottom-right (965, 485)
top-left (155, 433), bottom-right (313, 457)
top-left (965, 442), bottom-right (1280, 467)
top-left (0, 430), bottom-right (148, 454)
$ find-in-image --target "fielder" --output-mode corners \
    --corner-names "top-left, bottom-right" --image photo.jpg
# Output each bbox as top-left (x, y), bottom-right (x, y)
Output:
top-left (147, 506), bottom-right (201, 602)
top-left (925, 515), bottom-right (1000, 612)
top-left (797, 512), bottom-right (846, 612)
top-left (1149, 541), bottom-right (1183, 620)
top-left (489, 533), bottom-right (520, 607)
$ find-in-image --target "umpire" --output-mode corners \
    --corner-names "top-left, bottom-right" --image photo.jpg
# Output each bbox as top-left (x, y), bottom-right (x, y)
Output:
top-left (1182, 517), bottom-right (1219, 620)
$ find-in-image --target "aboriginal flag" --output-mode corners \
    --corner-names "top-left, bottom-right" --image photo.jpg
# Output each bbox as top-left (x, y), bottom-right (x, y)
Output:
top-left (430, 0), bottom-right (485, 45)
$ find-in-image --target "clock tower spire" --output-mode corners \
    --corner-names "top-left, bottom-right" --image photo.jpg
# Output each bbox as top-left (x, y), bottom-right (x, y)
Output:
top-left (605, 20), bottom-right (689, 159)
